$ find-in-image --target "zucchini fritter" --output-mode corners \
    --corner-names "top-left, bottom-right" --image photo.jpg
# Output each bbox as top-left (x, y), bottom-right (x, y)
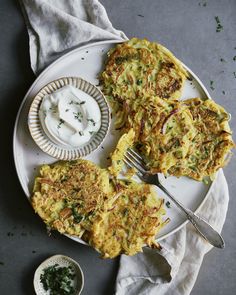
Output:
top-left (84, 180), bottom-right (167, 258)
top-left (100, 38), bottom-right (188, 128)
top-left (32, 160), bottom-right (114, 237)
top-left (32, 159), bottom-right (167, 258)
top-left (168, 98), bottom-right (234, 180)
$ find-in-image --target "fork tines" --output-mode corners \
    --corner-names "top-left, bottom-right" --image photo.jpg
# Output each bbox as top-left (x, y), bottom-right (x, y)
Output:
top-left (124, 148), bottom-right (147, 175)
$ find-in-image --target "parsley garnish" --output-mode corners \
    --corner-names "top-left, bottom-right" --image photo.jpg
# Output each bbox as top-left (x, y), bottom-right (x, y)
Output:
top-left (73, 112), bottom-right (83, 122)
top-left (222, 90), bottom-right (225, 95)
top-left (215, 16), bottom-right (223, 32)
top-left (40, 264), bottom-right (76, 295)
top-left (78, 131), bottom-right (84, 136)
top-left (137, 79), bottom-right (142, 85)
top-left (123, 208), bottom-right (129, 216)
top-left (57, 119), bottom-right (64, 129)
top-left (233, 72), bottom-right (236, 78)
top-left (210, 80), bottom-right (215, 90)
top-left (65, 109), bottom-right (69, 112)
top-left (87, 118), bottom-right (96, 126)
top-left (233, 56), bottom-right (236, 61)
top-left (166, 201), bottom-right (171, 208)
top-left (220, 58), bottom-right (226, 62)
top-left (198, 1), bottom-right (207, 7)
top-left (72, 205), bottom-right (84, 223)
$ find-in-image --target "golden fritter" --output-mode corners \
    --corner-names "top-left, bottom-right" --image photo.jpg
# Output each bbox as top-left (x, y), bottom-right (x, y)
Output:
top-left (84, 180), bottom-right (167, 258)
top-left (168, 98), bottom-right (235, 180)
top-left (100, 38), bottom-right (188, 104)
top-left (32, 160), bottom-right (114, 237)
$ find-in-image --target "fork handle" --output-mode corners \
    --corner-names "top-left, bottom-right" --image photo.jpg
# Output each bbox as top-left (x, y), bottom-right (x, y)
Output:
top-left (158, 183), bottom-right (225, 249)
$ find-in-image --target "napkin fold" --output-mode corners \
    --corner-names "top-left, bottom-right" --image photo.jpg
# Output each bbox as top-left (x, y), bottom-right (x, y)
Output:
top-left (20, 0), bottom-right (127, 74)
top-left (19, 1), bottom-right (229, 294)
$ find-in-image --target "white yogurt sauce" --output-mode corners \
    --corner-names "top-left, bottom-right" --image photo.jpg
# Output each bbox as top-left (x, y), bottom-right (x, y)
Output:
top-left (39, 85), bottom-right (101, 147)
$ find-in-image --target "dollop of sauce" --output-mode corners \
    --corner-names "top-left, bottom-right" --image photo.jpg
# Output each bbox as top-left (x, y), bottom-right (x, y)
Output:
top-left (39, 85), bottom-right (101, 147)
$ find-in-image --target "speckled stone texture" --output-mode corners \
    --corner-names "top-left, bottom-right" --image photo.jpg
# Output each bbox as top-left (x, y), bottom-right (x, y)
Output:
top-left (0, 0), bottom-right (235, 294)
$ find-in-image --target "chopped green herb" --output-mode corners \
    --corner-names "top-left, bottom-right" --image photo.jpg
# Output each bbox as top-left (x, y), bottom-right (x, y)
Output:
top-left (73, 112), bottom-right (83, 122)
top-left (141, 196), bottom-right (146, 202)
top-left (0, 262), bottom-right (4, 265)
top-left (222, 90), bottom-right (225, 95)
top-left (65, 109), bottom-right (69, 112)
top-left (210, 80), bottom-right (215, 90)
top-left (233, 72), bottom-right (236, 78)
top-left (89, 131), bottom-right (95, 135)
top-left (40, 264), bottom-right (76, 295)
top-left (233, 56), bottom-right (236, 61)
top-left (79, 101), bottom-right (86, 105)
top-left (69, 100), bottom-right (74, 105)
top-left (166, 201), bottom-right (171, 208)
top-left (72, 206), bottom-right (84, 223)
top-left (78, 131), bottom-right (84, 136)
top-left (57, 119), bottom-right (65, 129)
top-left (87, 118), bottom-right (96, 126)
top-left (220, 58), bottom-right (226, 62)
top-left (137, 14), bottom-right (144, 17)
top-left (189, 166), bottom-right (197, 171)
top-left (137, 79), bottom-right (142, 85)
top-left (203, 178), bottom-right (209, 185)
top-left (198, 1), bottom-right (207, 7)
top-left (123, 208), bottom-right (129, 216)
top-left (215, 16), bottom-right (223, 32)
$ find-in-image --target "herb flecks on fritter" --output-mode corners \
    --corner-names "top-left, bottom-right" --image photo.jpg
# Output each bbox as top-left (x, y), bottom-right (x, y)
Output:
top-left (110, 96), bottom-right (234, 181)
top-left (100, 38), bottom-right (234, 181)
top-left (168, 98), bottom-right (234, 180)
top-left (100, 38), bottom-right (188, 127)
top-left (83, 180), bottom-right (167, 258)
top-left (32, 160), bottom-right (114, 237)
top-left (32, 159), bottom-right (167, 258)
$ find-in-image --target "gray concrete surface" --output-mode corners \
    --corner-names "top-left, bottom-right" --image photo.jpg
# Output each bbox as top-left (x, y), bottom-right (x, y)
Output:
top-left (0, 0), bottom-right (235, 294)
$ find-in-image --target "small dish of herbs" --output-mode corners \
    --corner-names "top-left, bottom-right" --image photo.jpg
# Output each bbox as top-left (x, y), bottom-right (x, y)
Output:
top-left (34, 255), bottom-right (84, 295)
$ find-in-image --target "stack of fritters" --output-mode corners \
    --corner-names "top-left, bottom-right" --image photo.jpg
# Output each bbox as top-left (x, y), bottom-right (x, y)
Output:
top-left (100, 38), bottom-right (234, 180)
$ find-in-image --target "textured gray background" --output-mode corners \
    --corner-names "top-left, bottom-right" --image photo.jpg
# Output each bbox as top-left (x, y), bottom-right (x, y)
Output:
top-left (0, 0), bottom-right (235, 294)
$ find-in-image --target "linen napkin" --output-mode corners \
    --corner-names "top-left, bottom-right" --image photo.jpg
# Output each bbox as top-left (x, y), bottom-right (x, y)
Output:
top-left (19, 1), bottom-right (229, 294)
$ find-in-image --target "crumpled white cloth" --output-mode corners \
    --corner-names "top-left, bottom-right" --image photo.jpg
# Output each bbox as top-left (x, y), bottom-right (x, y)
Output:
top-left (20, 0), bottom-right (127, 74)
top-left (19, 1), bottom-right (229, 294)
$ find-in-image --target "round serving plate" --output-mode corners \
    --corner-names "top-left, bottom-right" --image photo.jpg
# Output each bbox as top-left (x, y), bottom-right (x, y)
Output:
top-left (13, 39), bottom-right (214, 245)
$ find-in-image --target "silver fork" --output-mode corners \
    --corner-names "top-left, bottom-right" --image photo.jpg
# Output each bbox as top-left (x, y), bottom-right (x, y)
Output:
top-left (124, 148), bottom-right (225, 249)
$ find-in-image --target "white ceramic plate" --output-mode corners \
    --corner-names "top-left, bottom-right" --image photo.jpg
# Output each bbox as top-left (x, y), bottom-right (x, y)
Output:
top-left (13, 40), bottom-right (214, 244)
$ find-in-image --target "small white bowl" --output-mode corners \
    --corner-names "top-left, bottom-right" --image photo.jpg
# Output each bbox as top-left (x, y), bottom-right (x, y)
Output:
top-left (28, 77), bottom-right (110, 160)
top-left (33, 254), bottom-right (84, 295)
